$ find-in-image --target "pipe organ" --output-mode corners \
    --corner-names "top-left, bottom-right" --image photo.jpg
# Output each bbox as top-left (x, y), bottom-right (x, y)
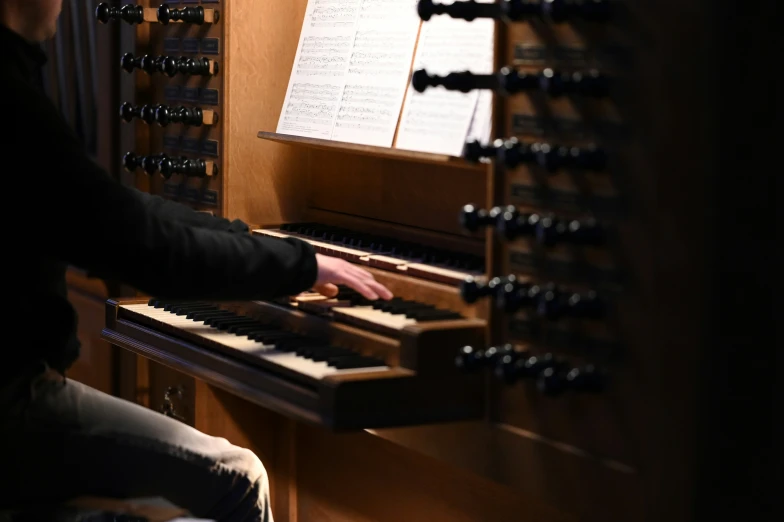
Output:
top-left (93, 1), bottom-right (776, 521)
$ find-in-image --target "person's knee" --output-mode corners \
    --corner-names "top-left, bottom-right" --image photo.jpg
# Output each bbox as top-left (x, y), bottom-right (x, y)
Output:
top-left (212, 445), bottom-right (271, 520)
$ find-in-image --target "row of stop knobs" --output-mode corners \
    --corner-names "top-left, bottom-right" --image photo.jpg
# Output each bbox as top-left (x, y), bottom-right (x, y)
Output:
top-left (461, 204), bottom-right (604, 245)
top-left (123, 152), bottom-right (216, 179)
top-left (462, 275), bottom-right (603, 318)
top-left (121, 103), bottom-right (215, 127)
top-left (413, 67), bottom-right (609, 98)
top-left (96, 3), bottom-right (218, 25)
top-left (456, 345), bottom-right (605, 396)
top-left (121, 53), bottom-right (217, 77)
top-left (463, 138), bottom-right (606, 172)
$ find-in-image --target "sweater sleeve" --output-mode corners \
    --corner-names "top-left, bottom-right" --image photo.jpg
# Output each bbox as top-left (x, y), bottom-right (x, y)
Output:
top-left (9, 79), bottom-right (317, 300)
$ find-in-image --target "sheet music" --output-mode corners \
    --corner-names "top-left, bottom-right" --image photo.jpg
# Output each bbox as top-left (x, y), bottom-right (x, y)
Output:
top-left (277, 0), bottom-right (420, 147)
top-left (395, 0), bottom-right (495, 156)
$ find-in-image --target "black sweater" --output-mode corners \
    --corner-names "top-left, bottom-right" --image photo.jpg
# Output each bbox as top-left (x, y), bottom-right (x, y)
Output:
top-left (0, 24), bottom-right (317, 380)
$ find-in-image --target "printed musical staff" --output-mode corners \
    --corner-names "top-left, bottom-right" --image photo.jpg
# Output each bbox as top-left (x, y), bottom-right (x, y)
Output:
top-left (277, 0), bottom-right (420, 146)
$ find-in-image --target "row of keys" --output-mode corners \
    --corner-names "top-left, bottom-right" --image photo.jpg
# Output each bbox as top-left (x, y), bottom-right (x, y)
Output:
top-left (128, 301), bottom-right (389, 380)
top-left (464, 138), bottom-right (607, 172)
top-left (256, 224), bottom-right (484, 286)
top-left (418, 0), bottom-right (612, 23)
top-left (293, 286), bottom-right (464, 336)
top-left (455, 345), bottom-right (605, 396)
top-left (461, 204), bottom-right (605, 245)
top-left (96, 3), bottom-right (219, 26)
top-left (121, 54), bottom-right (218, 77)
top-left (461, 275), bottom-right (604, 318)
top-left (121, 103), bottom-right (217, 127)
top-left (123, 152), bottom-right (217, 179)
top-left (413, 67), bottom-right (609, 97)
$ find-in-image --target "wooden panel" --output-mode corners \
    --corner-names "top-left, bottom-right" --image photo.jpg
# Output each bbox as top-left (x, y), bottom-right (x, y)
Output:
top-left (147, 360), bottom-right (197, 428)
top-left (308, 150), bottom-right (486, 236)
top-left (294, 423), bottom-right (577, 522)
top-left (223, 0), bottom-right (310, 225)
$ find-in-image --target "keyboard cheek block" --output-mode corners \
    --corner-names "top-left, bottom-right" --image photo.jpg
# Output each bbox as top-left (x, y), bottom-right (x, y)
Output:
top-left (103, 298), bottom-right (487, 430)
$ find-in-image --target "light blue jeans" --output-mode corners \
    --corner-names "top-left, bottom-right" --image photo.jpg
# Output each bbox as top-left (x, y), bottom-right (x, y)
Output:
top-left (0, 362), bottom-right (272, 521)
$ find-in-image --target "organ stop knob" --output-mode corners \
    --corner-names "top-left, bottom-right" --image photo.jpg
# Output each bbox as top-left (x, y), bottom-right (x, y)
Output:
top-left (455, 345), bottom-right (514, 372)
top-left (417, 0), bottom-right (611, 23)
top-left (157, 4), bottom-right (220, 25)
top-left (95, 3), bottom-right (144, 25)
top-left (460, 276), bottom-right (507, 304)
top-left (538, 364), bottom-right (605, 395)
top-left (460, 204), bottom-right (502, 232)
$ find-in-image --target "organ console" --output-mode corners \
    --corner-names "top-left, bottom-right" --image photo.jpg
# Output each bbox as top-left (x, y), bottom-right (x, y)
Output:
top-left (91, 1), bottom-right (776, 521)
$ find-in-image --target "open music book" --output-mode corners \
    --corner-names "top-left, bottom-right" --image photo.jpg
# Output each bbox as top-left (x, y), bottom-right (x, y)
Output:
top-left (276, 0), bottom-right (494, 156)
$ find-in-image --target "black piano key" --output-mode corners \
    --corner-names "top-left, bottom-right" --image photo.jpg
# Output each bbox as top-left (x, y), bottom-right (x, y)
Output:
top-left (274, 337), bottom-right (325, 352)
top-left (252, 331), bottom-right (298, 343)
top-left (328, 355), bottom-right (386, 369)
top-left (306, 346), bottom-right (353, 361)
top-left (188, 310), bottom-right (234, 321)
top-left (205, 314), bottom-right (242, 327)
top-left (231, 324), bottom-right (277, 335)
top-left (171, 304), bottom-right (216, 315)
top-left (213, 317), bottom-right (258, 330)
top-left (408, 309), bottom-right (463, 321)
top-left (163, 302), bottom-right (188, 312)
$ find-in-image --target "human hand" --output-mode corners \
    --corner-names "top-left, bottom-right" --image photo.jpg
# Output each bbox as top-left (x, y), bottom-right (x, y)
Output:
top-left (314, 254), bottom-right (393, 301)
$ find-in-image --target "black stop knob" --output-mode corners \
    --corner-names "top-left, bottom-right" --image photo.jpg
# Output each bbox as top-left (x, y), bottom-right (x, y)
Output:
top-left (538, 364), bottom-right (605, 396)
top-left (496, 207), bottom-right (537, 241)
top-left (95, 3), bottom-right (117, 23)
top-left (159, 56), bottom-right (179, 77)
top-left (158, 4), bottom-right (206, 25)
top-left (140, 54), bottom-right (160, 75)
top-left (122, 152), bottom-right (140, 172)
top-left (565, 291), bottom-right (605, 320)
top-left (460, 204), bottom-right (501, 232)
top-left (541, 0), bottom-right (576, 23)
top-left (142, 155), bottom-right (162, 175)
top-left (119, 102), bottom-right (141, 123)
top-left (565, 218), bottom-right (605, 246)
top-left (565, 365), bottom-right (605, 393)
top-left (412, 69), bottom-right (500, 94)
top-left (455, 344), bottom-right (514, 372)
top-left (120, 53), bottom-right (141, 73)
top-left (454, 346), bottom-right (485, 372)
top-left (460, 276), bottom-right (504, 304)
top-left (462, 140), bottom-right (497, 163)
top-left (96, 3), bottom-right (144, 24)
top-left (179, 57), bottom-right (216, 76)
top-left (140, 105), bottom-right (159, 125)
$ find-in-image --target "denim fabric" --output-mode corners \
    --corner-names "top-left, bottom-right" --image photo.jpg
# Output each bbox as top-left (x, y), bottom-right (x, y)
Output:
top-left (0, 364), bottom-right (272, 522)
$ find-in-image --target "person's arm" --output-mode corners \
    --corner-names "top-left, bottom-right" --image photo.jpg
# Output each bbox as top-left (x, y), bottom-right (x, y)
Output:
top-left (9, 84), bottom-right (316, 300)
top-left (129, 189), bottom-right (250, 233)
